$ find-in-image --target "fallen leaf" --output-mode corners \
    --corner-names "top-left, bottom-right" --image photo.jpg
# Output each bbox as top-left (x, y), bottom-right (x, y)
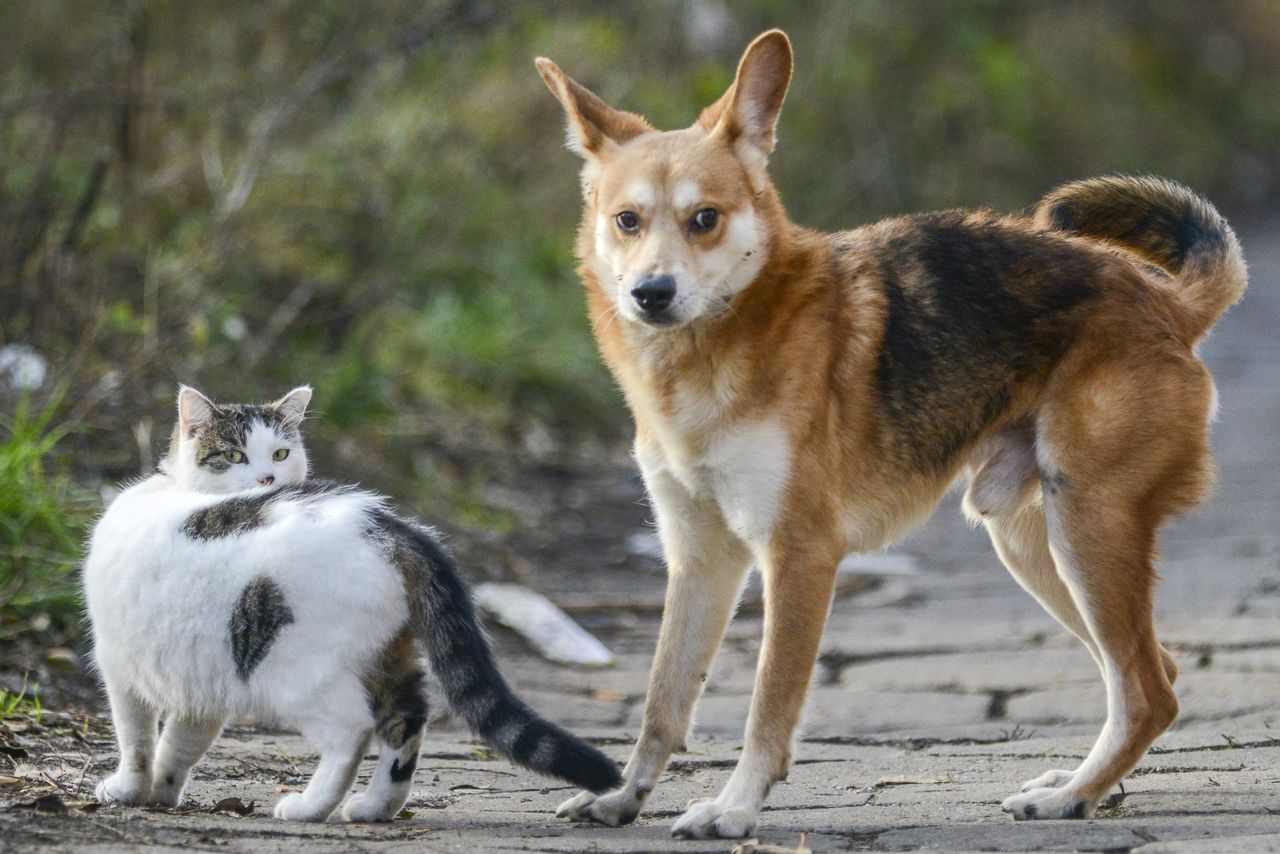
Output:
top-left (591, 688), bottom-right (626, 702)
top-left (209, 796), bottom-right (255, 816)
top-left (397, 808), bottom-right (415, 819)
top-left (44, 647), bottom-right (78, 667)
top-left (274, 785), bottom-right (302, 793)
top-left (0, 774), bottom-right (22, 787)
top-left (79, 802), bottom-right (100, 814)
top-left (448, 783), bottom-right (492, 792)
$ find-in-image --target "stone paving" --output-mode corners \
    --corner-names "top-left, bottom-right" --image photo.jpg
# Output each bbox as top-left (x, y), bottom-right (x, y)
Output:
top-left (4, 229), bottom-right (1278, 851)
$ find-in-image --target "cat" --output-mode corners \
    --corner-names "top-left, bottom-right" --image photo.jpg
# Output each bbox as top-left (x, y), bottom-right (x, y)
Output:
top-left (84, 386), bottom-right (621, 822)
top-left (160, 385), bottom-right (312, 492)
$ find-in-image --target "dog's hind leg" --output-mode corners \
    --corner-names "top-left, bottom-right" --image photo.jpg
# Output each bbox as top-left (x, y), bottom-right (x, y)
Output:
top-left (984, 502), bottom-right (1097, 794)
top-left (1000, 494), bottom-right (1178, 820)
top-left (1001, 358), bottom-right (1211, 820)
top-left (985, 503), bottom-right (1102, 668)
top-left (984, 502), bottom-right (1180, 793)
top-left (671, 525), bottom-right (843, 839)
top-left (557, 463), bottom-right (752, 827)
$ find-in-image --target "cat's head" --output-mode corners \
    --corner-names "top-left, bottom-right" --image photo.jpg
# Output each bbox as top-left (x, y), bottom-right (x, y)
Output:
top-left (163, 386), bottom-right (312, 493)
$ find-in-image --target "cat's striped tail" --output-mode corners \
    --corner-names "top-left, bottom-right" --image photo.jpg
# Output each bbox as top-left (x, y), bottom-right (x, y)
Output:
top-left (371, 510), bottom-right (622, 793)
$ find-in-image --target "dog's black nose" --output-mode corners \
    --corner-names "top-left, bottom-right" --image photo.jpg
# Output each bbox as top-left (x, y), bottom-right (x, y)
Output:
top-left (631, 275), bottom-right (676, 314)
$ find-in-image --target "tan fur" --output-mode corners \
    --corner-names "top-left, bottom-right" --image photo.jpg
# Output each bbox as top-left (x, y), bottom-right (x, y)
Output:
top-left (538, 30), bottom-right (1245, 835)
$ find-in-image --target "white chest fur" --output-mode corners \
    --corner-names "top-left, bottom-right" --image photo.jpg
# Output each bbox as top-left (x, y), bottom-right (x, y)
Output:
top-left (642, 413), bottom-right (791, 548)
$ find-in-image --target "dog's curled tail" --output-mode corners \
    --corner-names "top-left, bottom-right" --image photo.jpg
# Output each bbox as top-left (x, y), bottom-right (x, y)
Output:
top-left (1035, 175), bottom-right (1247, 341)
top-left (372, 510), bottom-right (622, 794)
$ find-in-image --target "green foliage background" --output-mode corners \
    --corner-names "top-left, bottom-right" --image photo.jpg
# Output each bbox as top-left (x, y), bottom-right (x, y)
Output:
top-left (2, 0), bottom-right (1278, 626)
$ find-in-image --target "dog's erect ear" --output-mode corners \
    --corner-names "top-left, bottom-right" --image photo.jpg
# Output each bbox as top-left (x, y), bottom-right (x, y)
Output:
top-left (177, 385), bottom-right (216, 438)
top-left (536, 58), bottom-right (651, 158)
top-left (698, 30), bottom-right (793, 157)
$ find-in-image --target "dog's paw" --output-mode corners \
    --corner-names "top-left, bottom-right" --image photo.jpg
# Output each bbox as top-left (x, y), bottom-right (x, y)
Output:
top-left (1001, 786), bottom-right (1092, 820)
top-left (556, 788), bottom-right (642, 827)
top-left (671, 797), bottom-right (757, 839)
top-left (273, 792), bottom-right (332, 822)
top-left (95, 773), bottom-right (152, 806)
top-left (1020, 768), bottom-right (1076, 792)
top-left (341, 792), bottom-right (397, 823)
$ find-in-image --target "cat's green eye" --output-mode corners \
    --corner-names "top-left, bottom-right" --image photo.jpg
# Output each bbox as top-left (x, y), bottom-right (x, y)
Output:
top-left (225, 449), bottom-right (246, 464)
top-left (272, 448), bottom-right (290, 462)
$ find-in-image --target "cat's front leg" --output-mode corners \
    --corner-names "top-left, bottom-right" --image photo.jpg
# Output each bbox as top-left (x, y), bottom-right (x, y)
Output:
top-left (150, 715), bottom-right (225, 807)
top-left (96, 681), bottom-right (158, 806)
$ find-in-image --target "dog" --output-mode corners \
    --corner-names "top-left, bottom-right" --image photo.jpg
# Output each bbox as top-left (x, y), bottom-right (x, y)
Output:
top-left (535, 29), bottom-right (1246, 837)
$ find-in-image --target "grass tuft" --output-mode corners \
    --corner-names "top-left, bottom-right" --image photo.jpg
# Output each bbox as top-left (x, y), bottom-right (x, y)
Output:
top-left (0, 388), bottom-right (96, 639)
top-left (0, 676), bottom-right (43, 725)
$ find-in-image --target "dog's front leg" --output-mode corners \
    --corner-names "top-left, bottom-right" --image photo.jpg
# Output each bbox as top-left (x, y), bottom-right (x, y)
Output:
top-left (557, 460), bottom-right (752, 827)
top-left (672, 531), bottom-right (842, 839)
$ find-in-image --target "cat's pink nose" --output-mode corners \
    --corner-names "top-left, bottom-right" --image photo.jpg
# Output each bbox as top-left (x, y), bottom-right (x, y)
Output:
top-left (258, 475), bottom-right (275, 486)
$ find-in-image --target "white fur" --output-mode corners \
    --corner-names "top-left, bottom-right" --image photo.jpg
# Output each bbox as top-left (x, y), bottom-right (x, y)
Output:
top-left (594, 215), bottom-right (622, 280)
top-left (673, 179), bottom-right (701, 210)
top-left (627, 180), bottom-right (656, 210)
top-left (639, 403), bottom-right (790, 551)
top-left (704, 420), bottom-right (790, 546)
top-left (85, 475), bottom-right (408, 820)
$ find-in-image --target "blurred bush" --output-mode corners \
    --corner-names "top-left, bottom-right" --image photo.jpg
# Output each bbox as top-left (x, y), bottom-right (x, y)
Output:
top-left (0, 0), bottom-right (1276, 524)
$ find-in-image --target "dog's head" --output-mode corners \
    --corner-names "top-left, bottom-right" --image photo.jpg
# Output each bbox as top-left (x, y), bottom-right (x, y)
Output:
top-left (537, 31), bottom-right (792, 330)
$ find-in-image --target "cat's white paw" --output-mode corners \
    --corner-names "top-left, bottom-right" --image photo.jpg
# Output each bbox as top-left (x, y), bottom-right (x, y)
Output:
top-left (1021, 768), bottom-right (1076, 792)
top-left (556, 788), bottom-right (642, 826)
top-left (1002, 786), bottom-right (1092, 820)
top-left (273, 792), bottom-right (332, 822)
top-left (148, 785), bottom-right (184, 808)
top-left (670, 797), bottom-right (757, 839)
top-left (149, 772), bottom-right (190, 807)
top-left (95, 773), bottom-right (152, 806)
top-left (341, 792), bottom-right (397, 823)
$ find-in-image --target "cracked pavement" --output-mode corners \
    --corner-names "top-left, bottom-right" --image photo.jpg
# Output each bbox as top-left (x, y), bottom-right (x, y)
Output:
top-left (4, 229), bottom-right (1279, 852)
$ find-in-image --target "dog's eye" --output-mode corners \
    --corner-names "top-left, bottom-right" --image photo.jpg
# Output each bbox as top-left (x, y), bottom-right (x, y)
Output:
top-left (225, 449), bottom-right (246, 464)
top-left (690, 208), bottom-right (718, 233)
top-left (615, 211), bottom-right (640, 233)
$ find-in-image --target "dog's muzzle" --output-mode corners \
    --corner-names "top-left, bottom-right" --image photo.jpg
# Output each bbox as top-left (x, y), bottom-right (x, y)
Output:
top-left (631, 275), bottom-right (677, 324)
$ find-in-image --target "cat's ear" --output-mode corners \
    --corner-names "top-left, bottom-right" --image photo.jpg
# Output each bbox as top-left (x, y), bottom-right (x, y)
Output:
top-left (271, 386), bottom-right (312, 429)
top-left (177, 385), bottom-right (216, 438)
